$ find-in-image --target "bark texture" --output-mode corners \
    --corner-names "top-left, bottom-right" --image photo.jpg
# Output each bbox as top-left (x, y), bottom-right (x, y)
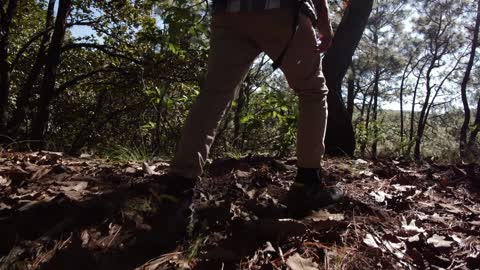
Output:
top-left (322, 0), bottom-right (374, 156)
top-left (459, 0), bottom-right (480, 159)
top-left (30, 0), bottom-right (72, 148)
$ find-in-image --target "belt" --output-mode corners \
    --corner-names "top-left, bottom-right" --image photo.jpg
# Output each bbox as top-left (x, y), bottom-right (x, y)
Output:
top-left (214, 0), bottom-right (296, 13)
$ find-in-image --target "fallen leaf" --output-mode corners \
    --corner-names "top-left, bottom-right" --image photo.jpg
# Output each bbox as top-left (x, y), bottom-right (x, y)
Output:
top-left (235, 170), bottom-right (250, 178)
top-left (81, 230), bottom-right (90, 246)
top-left (369, 191), bottom-right (392, 203)
top-left (142, 162), bottom-right (154, 175)
top-left (353, 159), bottom-right (369, 166)
top-left (383, 234), bottom-right (407, 259)
top-left (235, 183), bottom-right (256, 199)
top-left (438, 203), bottom-right (463, 214)
top-left (469, 220), bottom-right (480, 226)
top-left (401, 217), bottom-right (425, 233)
top-left (427, 234), bottom-right (454, 248)
top-left (360, 170), bottom-right (374, 177)
top-left (262, 241), bottom-right (276, 253)
top-left (364, 233), bottom-right (380, 249)
top-left (286, 253), bottom-right (319, 270)
top-left (309, 210), bottom-right (345, 221)
top-left (31, 166), bottom-right (53, 180)
top-left (125, 167), bottom-right (137, 174)
top-left (392, 184), bottom-right (416, 192)
top-left (59, 181), bottom-right (88, 192)
top-left (0, 175), bottom-right (11, 186)
top-left (0, 202), bottom-right (12, 210)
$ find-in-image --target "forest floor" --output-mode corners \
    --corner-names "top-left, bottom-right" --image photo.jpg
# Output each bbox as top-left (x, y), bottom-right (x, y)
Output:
top-left (0, 151), bottom-right (479, 270)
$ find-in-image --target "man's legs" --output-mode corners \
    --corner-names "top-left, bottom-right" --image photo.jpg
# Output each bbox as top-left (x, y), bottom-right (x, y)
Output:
top-left (252, 10), bottom-right (343, 212)
top-left (253, 11), bottom-right (328, 170)
top-left (170, 14), bottom-right (260, 179)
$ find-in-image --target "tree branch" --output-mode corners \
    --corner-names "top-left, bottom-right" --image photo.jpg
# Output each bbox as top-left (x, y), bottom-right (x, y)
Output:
top-left (62, 42), bottom-right (141, 64)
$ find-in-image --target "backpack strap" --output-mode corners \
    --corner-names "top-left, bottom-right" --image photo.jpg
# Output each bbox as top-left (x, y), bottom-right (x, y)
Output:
top-left (271, 0), bottom-right (318, 70)
top-left (272, 1), bottom-right (300, 70)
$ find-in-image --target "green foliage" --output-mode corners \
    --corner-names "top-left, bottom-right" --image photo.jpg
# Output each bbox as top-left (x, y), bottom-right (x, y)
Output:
top-left (105, 144), bottom-right (157, 162)
top-left (1, 0), bottom-right (478, 162)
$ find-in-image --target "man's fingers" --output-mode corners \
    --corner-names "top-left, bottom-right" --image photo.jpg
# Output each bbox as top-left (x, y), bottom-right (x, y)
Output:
top-left (317, 37), bottom-right (332, 53)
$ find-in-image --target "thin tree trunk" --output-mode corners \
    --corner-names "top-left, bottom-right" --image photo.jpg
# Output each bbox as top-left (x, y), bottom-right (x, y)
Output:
top-left (414, 58), bottom-right (434, 160)
top-left (460, 0), bottom-right (480, 159)
top-left (7, 0), bottom-right (55, 136)
top-left (468, 95), bottom-right (480, 150)
top-left (360, 93), bottom-right (374, 157)
top-left (0, 0), bottom-right (18, 132)
top-left (30, 0), bottom-right (72, 149)
top-left (371, 27), bottom-right (379, 159)
top-left (233, 86), bottom-right (246, 151)
top-left (346, 67), bottom-right (355, 119)
top-left (398, 55), bottom-right (414, 155)
top-left (407, 61), bottom-right (426, 157)
top-left (322, 0), bottom-right (374, 156)
top-left (371, 67), bottom-right (379, 159)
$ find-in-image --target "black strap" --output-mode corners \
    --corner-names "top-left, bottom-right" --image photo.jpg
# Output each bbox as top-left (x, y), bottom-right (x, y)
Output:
top-left (272, 1), bottom-right (300, 70)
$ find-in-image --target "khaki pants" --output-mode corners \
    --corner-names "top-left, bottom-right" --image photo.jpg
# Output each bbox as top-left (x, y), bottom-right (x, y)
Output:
top-left (171, 8), bottom-right (328, 179)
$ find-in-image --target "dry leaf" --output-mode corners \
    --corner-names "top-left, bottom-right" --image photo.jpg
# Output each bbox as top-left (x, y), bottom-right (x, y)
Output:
top-left (286, 253), bottom-right (319, 270)
top-left (59, 181), bottom-right (88, 192)
top-left (0, 175), bottom-right (11, 186)
top-left (369, 191), bottom-right (392, 203)
top-left (364, 233), bottom-right (380, 249)
top-left (0, 202), bottom-right (12, 210)
top-left (427, 234), bottom-right (454, 248)
top-left (392, 184), bottom-right (416, 192)
top-left (309, 209), bottom-right (345, 221)
top-left (438, 203), bottom-right (463, 214)
top-left (31, 166), bottom-right (53, 180)
top-left (235, 170), bottom-right (250, 178)
top-left (142, 162), bottom-right (154, 175)
top-left (401, 217), bottom-right (425, 233)
top-left (125, 167), bottom-right (137, 174)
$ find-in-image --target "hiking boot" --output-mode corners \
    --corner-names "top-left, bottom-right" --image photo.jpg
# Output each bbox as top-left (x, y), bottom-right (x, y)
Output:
top-left (286, 168), bottom-right (345, 217)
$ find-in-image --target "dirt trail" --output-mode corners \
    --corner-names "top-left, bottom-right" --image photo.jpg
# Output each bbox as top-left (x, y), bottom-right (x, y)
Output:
top-left (0, 152), bottom-right (479, 269)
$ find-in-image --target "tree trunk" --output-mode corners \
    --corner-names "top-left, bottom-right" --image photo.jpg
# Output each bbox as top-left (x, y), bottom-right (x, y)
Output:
top-left (7, 0), bottom-right (55, 136)
top-left (233, 86), bottom-right (246, 151)
top-left (360, 93), bottom-right (374, 157)
top-left (371, 67), bottom-right (379, 159)
top-left (0, 0), bottom-right (18, 133)
top-left (398, 55), bottom-right (414, 155)
top-left (30, 0), bottom-right (72, 149)
top-left (468, 95), bottom-right (480, 150)
top-left (414, 56), bottom-right (435, 160)
top-left (371, 27), bottom-right (379, 160)
top-left (322, 0), bottom-right (374, 157)
top-left (459, 0), bottom-right (480, 159)
top-left (407, 61), bottom-right (426, 157)
top-left (346, 68), bottom-right (355, 119)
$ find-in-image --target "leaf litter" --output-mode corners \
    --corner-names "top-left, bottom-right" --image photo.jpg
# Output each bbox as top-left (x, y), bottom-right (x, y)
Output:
top-left (0, 152), bottom-right (479, 269)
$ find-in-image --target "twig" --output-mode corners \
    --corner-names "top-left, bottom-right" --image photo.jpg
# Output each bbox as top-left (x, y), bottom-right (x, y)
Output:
top-left (107, 226), bottom-right (122, 247)
top-left (278, 246), bottom-right (285, 264)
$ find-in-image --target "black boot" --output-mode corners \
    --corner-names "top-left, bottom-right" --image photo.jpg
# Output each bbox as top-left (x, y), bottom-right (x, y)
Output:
top-left (287, 168), bottom-right (344, 217)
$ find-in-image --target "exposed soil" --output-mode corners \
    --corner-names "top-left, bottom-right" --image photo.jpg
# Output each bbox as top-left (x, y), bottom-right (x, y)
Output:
top-left (1, 151), bottom-right (479, 269)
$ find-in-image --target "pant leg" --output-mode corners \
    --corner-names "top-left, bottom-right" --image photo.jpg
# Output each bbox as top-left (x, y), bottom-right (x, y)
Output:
top-left (252, 10), bottom-right (329, 169)
top-left (170, 14), bottom-right (260, 179)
